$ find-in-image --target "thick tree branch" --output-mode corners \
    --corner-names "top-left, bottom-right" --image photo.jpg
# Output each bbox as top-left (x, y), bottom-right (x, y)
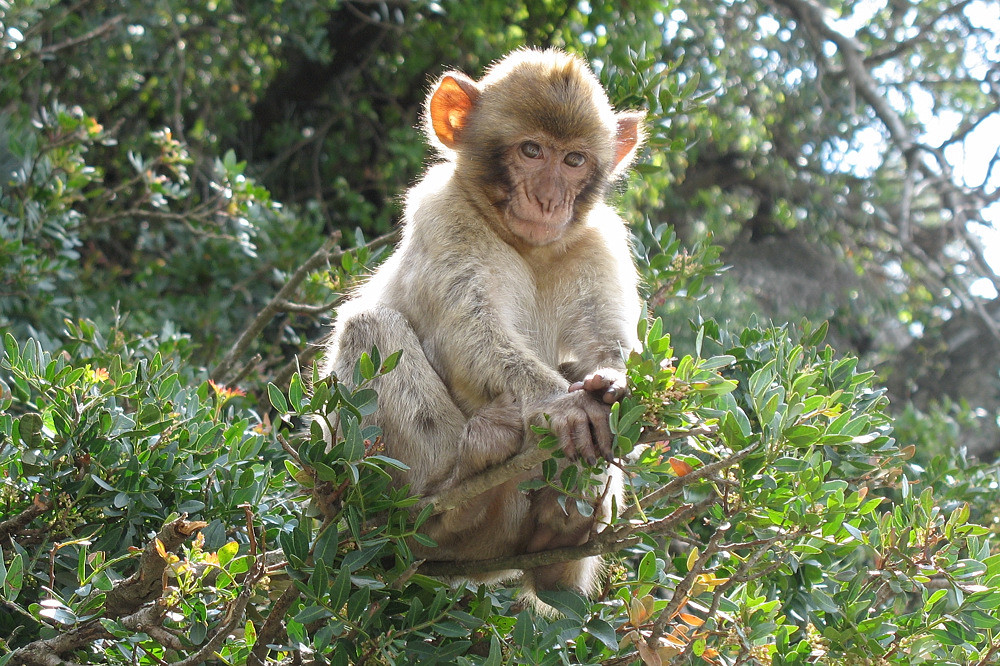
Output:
top-left (103, 516), bottom-right (207, 618)
top-left (418, 497), bottom-right (719, 577)
top-left (8, 588), bottom-right (169, 665)
top-left (247, 583), bottom-right (300, 666)
top-left (421, 424), bottom-right (716, 517)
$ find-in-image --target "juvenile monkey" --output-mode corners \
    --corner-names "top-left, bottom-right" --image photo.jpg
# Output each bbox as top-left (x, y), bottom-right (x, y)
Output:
top-left (321, 48), bottom-right (644, 596)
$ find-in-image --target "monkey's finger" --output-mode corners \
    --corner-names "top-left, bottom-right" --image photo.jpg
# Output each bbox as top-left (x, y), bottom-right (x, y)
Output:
top-left (581, 372), bottom-right (610, 392)
top-left (585, 402), bottom-right (615, 461)
top-left (583, 370), bottom-right (628, 403)
top-left (569, 412), bottom-right (599, 466)
top-left (551, 417), bottom-right (578, 461)
top-left (601, 382), bottom-right (627, 404)
top-left (568, 381), bottom-right (585, 393)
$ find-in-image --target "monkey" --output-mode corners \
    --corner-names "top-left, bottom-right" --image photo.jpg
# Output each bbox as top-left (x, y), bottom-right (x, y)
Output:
top-left (320, 48), bottom-right (644, 598)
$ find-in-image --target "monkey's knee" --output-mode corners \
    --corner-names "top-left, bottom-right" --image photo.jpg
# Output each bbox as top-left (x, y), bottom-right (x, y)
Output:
top-left (326, 305), bottom-right (415, 380)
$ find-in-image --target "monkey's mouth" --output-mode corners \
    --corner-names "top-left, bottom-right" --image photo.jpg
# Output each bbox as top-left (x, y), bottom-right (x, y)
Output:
top-left (506, 212), bottom-right (573, 246)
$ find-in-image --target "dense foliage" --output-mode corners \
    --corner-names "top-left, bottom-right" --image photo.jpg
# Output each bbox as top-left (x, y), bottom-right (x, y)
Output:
top-left (2, 0), bottom-right (999, 664)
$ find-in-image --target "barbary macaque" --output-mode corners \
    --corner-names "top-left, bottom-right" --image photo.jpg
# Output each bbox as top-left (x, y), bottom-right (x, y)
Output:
top-left (321, 48), bottom-right (644, 597)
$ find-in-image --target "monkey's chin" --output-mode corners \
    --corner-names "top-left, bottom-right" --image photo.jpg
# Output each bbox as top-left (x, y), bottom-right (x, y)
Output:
top-left (506, 215), bottom-right (571, 246)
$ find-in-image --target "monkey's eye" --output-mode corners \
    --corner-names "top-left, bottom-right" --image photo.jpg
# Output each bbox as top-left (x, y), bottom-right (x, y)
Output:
top-left (520, 141), bottom-right (542, 159)
top-left (564, 152), bottom-right (586, 167)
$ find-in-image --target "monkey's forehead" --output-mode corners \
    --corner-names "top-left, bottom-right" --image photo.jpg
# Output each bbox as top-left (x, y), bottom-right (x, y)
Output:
top-left (477, 71), bottom-right (616, 143)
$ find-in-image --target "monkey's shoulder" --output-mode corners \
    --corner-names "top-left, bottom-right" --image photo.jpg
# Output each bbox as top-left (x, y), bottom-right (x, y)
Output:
top-left (401, 162), bottom-right (461, 220)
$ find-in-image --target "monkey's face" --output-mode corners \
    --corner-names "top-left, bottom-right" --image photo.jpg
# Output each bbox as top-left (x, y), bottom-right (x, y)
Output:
top-left (426, 50), bottom-right (643, 249)
top-left (502, 136), bottom-right (599, 246)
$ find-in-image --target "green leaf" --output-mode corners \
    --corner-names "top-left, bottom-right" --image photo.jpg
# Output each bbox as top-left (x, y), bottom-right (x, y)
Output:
top-left (329, 567), bottom-right (351, 609)
top-left (313, 525), bottom-right (339, 566)
top-left (294, 604), bottom-right (332, 624)
top-left (512, 610), bottom-right (535, 646)
top-left (536, 589), bottom-right (587, 622)
top-left (381, 350), bottom-right (402, 374)
top-left (412, 533), bottom-right (437, 547)
top-left (341, 412), bottom-right (365, 461)
top-left (288, 373), bottom-right (304, 410)
top-left (585, 617), bottom-right (619, 650)
top-left (343, 544), bottom-right (383, 572)
top-left (359, 353), bottom-right (376, 381)
top-left (700, 354), bottom-right (735, 371)
top-left (267, 383), bottom-right (288, 414)
top-left (748, 361), bottom-right (775, 400)
top-left (2, 554), bottom-right (23, 600)
top-left (638, 550), bottom-right (657, 582)
top-left (18, 413), bottom-right (43, 447)
top-left (483, 636), bottom-right (502, 666)
top-left (802, 320), bottom-right (829, 348)
top-left (217, 541), bottom-right (239, 566)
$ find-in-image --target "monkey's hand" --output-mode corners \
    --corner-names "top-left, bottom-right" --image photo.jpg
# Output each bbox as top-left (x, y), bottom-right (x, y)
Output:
top-left (534, 391), bottom-right (614, 465)
top-left (568, 367), bottom-right (628, 405)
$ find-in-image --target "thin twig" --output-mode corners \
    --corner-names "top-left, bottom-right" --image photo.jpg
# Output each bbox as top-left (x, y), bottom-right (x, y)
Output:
top-left (247, 583), bottom-right (301, 666)
top-left (212, 229), bottom-right (400, 384)
top-left (0, 494), bottom-right (50, 542)
top-left (624, 439), bottom-right (761, 522)
top-left (275, 297), bottom-right (344, 315)
top-left (37, 14), bottom-right (126, 55)
top-left (212, 235), bottom-right (341, 383)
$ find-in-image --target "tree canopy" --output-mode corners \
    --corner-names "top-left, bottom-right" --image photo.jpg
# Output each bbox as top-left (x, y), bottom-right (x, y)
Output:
top-left (2, 1), bottom-right (1000, 664)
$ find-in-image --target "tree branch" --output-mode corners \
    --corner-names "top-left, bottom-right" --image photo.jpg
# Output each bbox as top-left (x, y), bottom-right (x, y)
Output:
top-left (211, 236), bottom-right (340, 383)
top-left (211, 229), bottom-right (399, 384)
top-left (37, 14), bottom-right (126, 56)
top-left (769, 0), bottom-right (1000, 341)
top-left (247, 583), bottom-right (300, 666)
top-left (864, 1), bottom-right (975, 66)
top-left (418, 497), bottom-right (719, 578)
top-left (419, 444), bottom-right (555, 516)
top-left (8, 581), bottom-right (170, 665)
top-left (649, 522), bottom-right (729, 645)
top-left (103, 516), bottom-right (207, 618)
top-left (624, 438), bottom-right (761, 522)
top-left (421, 424), bottom-right (717, 517)
top-left (0, 494), bottom-right (50, 542)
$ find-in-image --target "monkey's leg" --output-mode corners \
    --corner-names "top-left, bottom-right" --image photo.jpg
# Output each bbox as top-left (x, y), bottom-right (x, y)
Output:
top-left (328, 304), bottom-right (529, 561)
top-left (522, 467), bottom-right (623, 595)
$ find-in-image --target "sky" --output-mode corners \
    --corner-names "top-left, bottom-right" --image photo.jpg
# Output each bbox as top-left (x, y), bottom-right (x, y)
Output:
top-left (839, 0), bottom-right (1000, 297)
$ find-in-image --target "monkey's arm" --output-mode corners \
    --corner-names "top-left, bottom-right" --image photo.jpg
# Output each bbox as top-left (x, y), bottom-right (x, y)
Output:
top-left (555, 216), bottom-right (643, 403)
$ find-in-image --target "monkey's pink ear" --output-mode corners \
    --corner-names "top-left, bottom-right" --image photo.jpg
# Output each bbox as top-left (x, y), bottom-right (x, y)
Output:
top-left (612, 111), bottom-right (646, 174)
top-left (429, 73), bottom-right (481, 149)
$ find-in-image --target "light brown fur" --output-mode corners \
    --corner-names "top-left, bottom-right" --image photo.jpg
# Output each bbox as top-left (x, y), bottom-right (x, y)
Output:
top-left (321, 48), bottom-right (644, 597)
